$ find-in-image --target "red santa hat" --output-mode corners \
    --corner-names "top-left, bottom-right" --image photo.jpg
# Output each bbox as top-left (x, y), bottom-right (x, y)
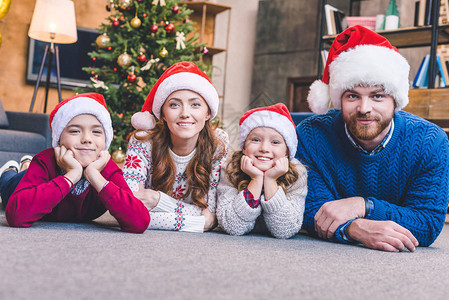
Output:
top-left (131, 61), bottom-right (219, 130)
top-left (308, 25), bottom-right (410, 114)
top-left (239, 103), bottom-right (297, 159)
top-left (49, 93), bottom-right (113, 149)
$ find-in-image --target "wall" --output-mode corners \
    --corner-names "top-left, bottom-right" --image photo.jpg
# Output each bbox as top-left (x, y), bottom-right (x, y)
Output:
top-left (212, 0), bottom-right (259, 149)
top-left (0, 0), bottom-right (109, 112)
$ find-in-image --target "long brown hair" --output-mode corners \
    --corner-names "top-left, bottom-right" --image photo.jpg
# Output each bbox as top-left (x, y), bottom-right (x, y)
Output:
top-left (131, 119), bottom-right (225, 208)
top-left (226, 150), bottom-right (299, 193)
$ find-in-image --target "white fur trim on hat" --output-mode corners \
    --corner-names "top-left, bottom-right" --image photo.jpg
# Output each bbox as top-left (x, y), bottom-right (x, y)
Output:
top-left (329, 45), bottom-right (410, 111)
top-left (152, 72), bottom-right (219, 119)
top-left (239, 110), bottom-right (298, 159)
top-left (307, 80), bottom-right (331, 114)
top-left (51, 97), bottom-right (113, 149)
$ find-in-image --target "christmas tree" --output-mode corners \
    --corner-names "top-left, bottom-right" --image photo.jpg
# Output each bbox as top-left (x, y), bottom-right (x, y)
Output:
top-left (76, 0), bottom-right (207, 153)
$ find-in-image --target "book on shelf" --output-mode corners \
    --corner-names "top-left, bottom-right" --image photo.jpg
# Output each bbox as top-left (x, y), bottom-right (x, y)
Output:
top-left (413, 54), bottom-right (430, 87)
top-left (413, 54), bottom-right (448, 88)
top-left (324, 4), bottom-right (346, 35)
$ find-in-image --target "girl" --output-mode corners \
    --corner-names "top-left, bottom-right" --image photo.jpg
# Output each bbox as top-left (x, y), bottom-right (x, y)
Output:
top-left (217, 103), bottom-right (307, 238)
top-left (123, 61), bottom-right (228, 233)
top-left (2, 93), bottom-right (150, 233)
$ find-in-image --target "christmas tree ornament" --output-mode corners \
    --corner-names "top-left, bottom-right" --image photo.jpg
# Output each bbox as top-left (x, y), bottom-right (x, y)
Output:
top-left (137, 53), bottom-right (147, 62)
top-left (141, 57), bottom-right (160, 71)
top-left (117, 52), bottom-right (132, 68)
top-left (108, 46), bottom-right (113, 51)
top-left (120, 15), bottom-right (125, 21)
top-left (111, 148), bottom-right (126, 164)
top-left (183, 19), bottom-right (190, 23)
top-left (119, 0), bottom-right (132, 10)
top-left (127, 73), bottom-right (137, 83)
top-left (130, 16), bottom-right (142, 28)
top-left (0, 0), bottom-right (11, 20)
top-left (91, 70), bottom-right (96, 75)
top-left (176, 32), bottom-right (186, 50)
top-left (152, 0), bottom-right (166, 6)
top-left (151, 24), bottom-right (159, 33)
top-left (173, 5), bottom-right (179, 14)
top-left (90, 77), bottom-right (109, 90)
top-left (159, 47), bottom-right (168, 58)
top-left (160, 20), bottom-right (165, 25)
top-left (96, 33), bottom-right (111, 49)
top-left (92, 57), bottom-right (97, 61)
top-left (165, 23), bottom-right (175, 34)
top-left (202, 47), bottom-right (209, 55)
top-left (112, 18), bottom-right (120, 27)
top-left (142, 13), bottom-right (147, 17)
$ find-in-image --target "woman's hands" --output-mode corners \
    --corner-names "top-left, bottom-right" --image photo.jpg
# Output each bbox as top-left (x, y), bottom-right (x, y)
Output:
top-left (202, 208), bottom-right (218, 231)
top-left (133, 182), bottom-right (161, 210)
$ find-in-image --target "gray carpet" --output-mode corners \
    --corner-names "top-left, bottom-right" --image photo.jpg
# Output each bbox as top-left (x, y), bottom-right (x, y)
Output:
top-left (1, 211), bottom-right (449, 300)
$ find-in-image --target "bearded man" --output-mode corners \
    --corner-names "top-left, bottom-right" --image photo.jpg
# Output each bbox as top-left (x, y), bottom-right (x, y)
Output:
top-left (296, 26), bottom-right (449, 252)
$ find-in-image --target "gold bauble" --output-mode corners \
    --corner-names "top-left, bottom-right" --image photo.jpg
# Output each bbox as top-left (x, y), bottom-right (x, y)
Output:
top-left (119, 0), bottom-right (132, 9)
top-left (159, 47), bottom-right (168, 58)
top-left (0, 0), bottom-right (11, 20)
top-left (96, 33), bottom-right (110, 49)
top-left (130, 17), bottom-right (142, 28)
top-left (117, 52), bottom-right (132, 68)
top-left (111, 148), bottom-right (125, 164)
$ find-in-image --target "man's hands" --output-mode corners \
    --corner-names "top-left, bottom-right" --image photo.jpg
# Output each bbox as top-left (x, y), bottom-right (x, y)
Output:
top-left (202, 208), bottom-right (218, 232)
top-left (133, 182), bottom-right (161, 210)
top-left (314, 197), bottom-right (365, 239)
top-left (347, 219), bottom-right (419, 252)
top-left (54, 145), bottom-right (82, 184)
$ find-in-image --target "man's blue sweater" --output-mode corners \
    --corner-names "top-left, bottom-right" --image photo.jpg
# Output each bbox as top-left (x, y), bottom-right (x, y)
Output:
top-left (296, 109), bottom-right (449, 246)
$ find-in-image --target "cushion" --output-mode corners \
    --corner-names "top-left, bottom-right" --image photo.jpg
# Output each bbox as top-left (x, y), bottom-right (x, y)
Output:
top-left (0, 99), bottom-right (9, 129)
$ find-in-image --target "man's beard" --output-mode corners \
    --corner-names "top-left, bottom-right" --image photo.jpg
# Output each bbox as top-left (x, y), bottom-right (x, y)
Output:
top-left (345, 112), bottom-right (392, 141)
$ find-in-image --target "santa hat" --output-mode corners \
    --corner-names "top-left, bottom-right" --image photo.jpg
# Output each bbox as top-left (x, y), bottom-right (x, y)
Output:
top-left (239, 103), bottom-right (297, 159)
top-left (131, 61), bottom-right (219, 130)
top-left (308, 25), bottom-right (410, 114)
top-left (49, 93), bottom-right (113, 149)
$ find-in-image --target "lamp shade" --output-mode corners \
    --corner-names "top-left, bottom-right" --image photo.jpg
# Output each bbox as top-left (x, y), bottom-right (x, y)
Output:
top-left (28, 0), bottom-right (77, 44)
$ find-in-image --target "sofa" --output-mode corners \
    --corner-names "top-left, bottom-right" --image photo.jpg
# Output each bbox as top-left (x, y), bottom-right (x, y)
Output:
top-left (0, 98), bottom-right (52, 166)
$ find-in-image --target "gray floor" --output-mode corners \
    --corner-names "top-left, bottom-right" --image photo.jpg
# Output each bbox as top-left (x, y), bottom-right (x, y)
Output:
top-left (1, 211), bottom-right (449, 300)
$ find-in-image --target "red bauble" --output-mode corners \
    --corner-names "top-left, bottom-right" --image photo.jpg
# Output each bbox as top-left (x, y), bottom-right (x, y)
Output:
top-left (165, 23), bottom-right (175, 34)
top-left (137, 53), bottom-right (147, 62)
top-left (173, 5), bottom-right (179, 13)
top-left (160, 20), bottom-right (165, 25)
top-left (120, 16), bottom-right (125, 21)
top-left (151, 24), bottom-right (158, 33)
top-left (113, 19), bottom-right (120, 27)
top-left (127, 73), bottom-right (137, 83)
top-left (143, 13), bottom-right (147, 17)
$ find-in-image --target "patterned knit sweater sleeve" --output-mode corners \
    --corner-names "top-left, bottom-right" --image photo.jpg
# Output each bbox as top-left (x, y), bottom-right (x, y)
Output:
top-left (260, 159), bottom-right (307, 239)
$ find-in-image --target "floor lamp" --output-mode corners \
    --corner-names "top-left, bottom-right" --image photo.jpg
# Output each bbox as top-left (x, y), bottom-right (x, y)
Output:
top-left (28, 0), bottom-right (77, 113)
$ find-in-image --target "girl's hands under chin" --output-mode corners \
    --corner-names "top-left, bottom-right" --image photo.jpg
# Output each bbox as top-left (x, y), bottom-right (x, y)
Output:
top-left (264, 157), bottom-right (289, 180)
top-left (241, 155), bottom-right (264, 179)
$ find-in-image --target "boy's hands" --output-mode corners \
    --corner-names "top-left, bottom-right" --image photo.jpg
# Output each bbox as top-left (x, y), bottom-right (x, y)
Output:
top-left (84, 150), bottom-right (110, 183)
top-left (54, 145), bottom-right (82, 183)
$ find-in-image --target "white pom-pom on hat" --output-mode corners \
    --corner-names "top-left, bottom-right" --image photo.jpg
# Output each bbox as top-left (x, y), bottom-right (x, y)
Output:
top-left (131, 111), bottom-right (156, 130)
